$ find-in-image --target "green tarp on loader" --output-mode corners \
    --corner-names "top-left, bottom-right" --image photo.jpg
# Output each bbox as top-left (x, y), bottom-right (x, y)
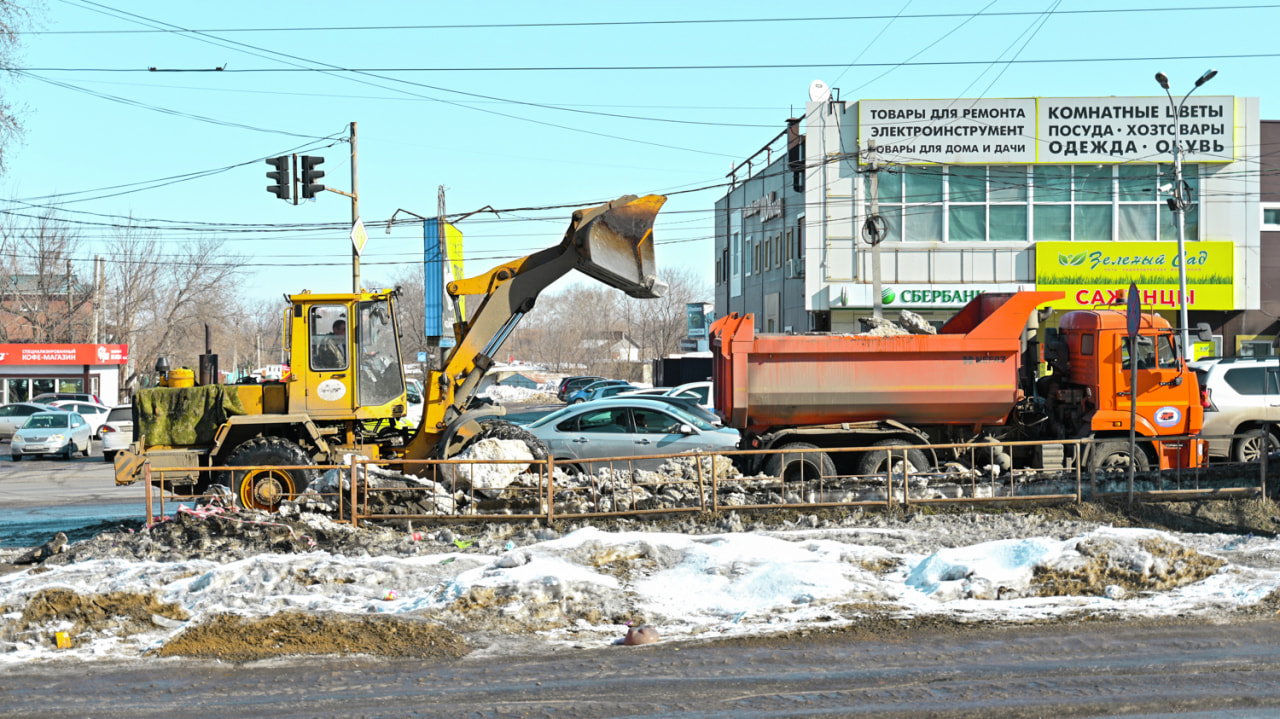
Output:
top-left (136, 385), bottom-right (246, 447)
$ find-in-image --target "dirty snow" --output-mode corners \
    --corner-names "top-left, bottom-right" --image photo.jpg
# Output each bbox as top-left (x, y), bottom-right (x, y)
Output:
top-left (3, 505), bottom-right (1280, 663)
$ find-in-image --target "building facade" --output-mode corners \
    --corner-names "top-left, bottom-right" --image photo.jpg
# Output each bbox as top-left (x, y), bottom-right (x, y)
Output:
top-left (717, 93), bottom-right (1271, 357)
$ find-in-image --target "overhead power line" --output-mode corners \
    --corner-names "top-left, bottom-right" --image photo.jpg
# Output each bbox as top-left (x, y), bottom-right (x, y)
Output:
top-left (24, 4), bottom-right (1280, 33)
top-left (13, 52), bottom-right (1280, 73)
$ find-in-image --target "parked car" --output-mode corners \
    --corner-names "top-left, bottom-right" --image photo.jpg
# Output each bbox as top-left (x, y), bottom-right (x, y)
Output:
top-left (11, 410), bottom-right (93, 460)
top-left (32, 392), bottom-right (103, 405)
top-left (665, 381), bottom-right (713, 411)
top-left (525, 397), bottom-right (739, 472)
top-left (613, 392), bottom-right (721, 426)
top-left (49, 399), bottom-right (112, 437)
top-left (617, 387), bottom-right (673, 398)
top-left (0, 402), bottom-right (58, 439)
top-left (556, 375), bottom-right (605, 402)
top-left (99, 405), bottom-right (133, 462)
top-left (1190, 357), bottom-right (1280, 462)
top-left (568, 380), bottom-right (637, 404)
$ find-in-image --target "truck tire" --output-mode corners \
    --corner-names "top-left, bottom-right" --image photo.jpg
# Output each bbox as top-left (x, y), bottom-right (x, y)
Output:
top-left (764, 442), bottom-right (835, 483)
top-left (217, 437), bottom-right (318, 512)
top-left (1232, 428), bottom-right (1279, 463)
top-left (858, 439), bottom-right (931, 476)
top-left (1089, 439), bottom-right (1150, 474)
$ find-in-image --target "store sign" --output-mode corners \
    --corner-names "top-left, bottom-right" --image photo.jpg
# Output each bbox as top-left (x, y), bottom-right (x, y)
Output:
top-left (0, 344), bottom-right (129, 365)
top-left (1035, 241), bottom-right (1235, 310)
top-left (742, 191), bottom-right (783, 221)
top-left (859, 96), bottom-right (1235, 165)
top-left (829, 283), bottom-right (1032, 309)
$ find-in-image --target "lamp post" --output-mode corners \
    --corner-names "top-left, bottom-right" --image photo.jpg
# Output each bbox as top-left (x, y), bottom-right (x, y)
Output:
top-left (1154, 68), bottom-right (1217, 360)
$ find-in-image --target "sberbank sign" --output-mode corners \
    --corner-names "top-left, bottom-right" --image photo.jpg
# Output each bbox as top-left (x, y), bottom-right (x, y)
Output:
top-left (882, 288), bottom-right (986, 306)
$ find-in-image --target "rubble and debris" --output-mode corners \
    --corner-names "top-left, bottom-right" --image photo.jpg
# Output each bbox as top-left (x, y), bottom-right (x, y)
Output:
top-left (898, 309), bottom-right (937, 335)
top-left (13, 532), bottom-right (67, 565)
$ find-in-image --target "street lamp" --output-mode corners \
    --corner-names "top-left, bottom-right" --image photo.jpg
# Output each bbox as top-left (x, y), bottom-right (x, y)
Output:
top-left (1154, 68), bottom-right (1218, 360)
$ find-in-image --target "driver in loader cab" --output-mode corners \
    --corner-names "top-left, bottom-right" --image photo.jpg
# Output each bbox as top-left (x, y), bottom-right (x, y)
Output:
top-left (315, 319), bottom-right (347, 369)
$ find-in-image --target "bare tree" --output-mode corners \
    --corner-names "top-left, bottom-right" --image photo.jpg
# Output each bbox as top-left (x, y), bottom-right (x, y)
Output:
top-left (102, 220), bottom-right (248, 397)
top-left (0, 209), bottom-right (93, 342)
top-left (0, 1), bottom-right (34, 174)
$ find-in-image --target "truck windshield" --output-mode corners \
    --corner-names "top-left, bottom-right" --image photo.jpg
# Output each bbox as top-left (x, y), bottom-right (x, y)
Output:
top-left (356, 299), bottom-right (405, 407)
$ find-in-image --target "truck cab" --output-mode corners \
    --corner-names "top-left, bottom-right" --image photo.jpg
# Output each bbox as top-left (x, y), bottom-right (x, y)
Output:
top-left (1054, 308), bottom-right (1203, 469)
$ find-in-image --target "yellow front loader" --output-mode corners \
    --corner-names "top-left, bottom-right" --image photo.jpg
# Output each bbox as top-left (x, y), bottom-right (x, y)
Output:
top-left (114, 194), bottom-right (667, 510)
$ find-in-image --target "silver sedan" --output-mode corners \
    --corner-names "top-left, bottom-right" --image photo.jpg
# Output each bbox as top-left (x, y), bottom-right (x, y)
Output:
top-left (525, 397), bottom-right (739, 472)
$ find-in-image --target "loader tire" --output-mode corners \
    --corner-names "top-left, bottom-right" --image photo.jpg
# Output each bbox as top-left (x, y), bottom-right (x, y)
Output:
top-left (858, 439), bottom-right (931, 476)
top-left (217, 437), bottom-right (318, 512)
top-left (764, 442), bottom-right (836, 483)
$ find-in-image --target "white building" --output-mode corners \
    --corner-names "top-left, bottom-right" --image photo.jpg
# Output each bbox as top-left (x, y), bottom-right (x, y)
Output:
top-left (718, 92), bottom-right (1266, 357)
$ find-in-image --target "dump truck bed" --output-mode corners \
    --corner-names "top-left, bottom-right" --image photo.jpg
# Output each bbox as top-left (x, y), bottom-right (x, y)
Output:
top-left (710, 292), bottom-right (1064, 432)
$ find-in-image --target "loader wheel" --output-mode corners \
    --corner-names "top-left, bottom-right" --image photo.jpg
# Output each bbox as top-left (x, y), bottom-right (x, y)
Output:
top-left (764, 442), bottom-right (835, 483)
top-left (217, 437), bottom-right (318, 512)
top-left (1089, 440), bottom-right (1150, 474)
top-left (858, 439), bottom-right (931, 476)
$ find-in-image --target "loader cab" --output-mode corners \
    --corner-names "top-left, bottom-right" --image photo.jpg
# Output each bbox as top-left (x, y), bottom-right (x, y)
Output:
top-left (288, 290), bottom-right (407, 422)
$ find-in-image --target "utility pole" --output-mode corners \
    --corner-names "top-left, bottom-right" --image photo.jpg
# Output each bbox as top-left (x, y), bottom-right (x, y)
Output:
top-left (349, 121), bottom-right (360, 293)
top-left (65, 260), bottom-right (73, 342)
top-left (862, 140), bottom-right (887, 322)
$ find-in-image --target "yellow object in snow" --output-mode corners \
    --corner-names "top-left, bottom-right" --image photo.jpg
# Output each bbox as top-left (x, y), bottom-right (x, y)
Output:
top-left (54, 631), bottom-right (71, 649)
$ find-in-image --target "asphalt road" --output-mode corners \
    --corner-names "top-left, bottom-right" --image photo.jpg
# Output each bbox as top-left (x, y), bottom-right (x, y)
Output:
top-left (3, 619), bottom-right (1280, 718)
top-left (0, 439), bottom-right (153, 546)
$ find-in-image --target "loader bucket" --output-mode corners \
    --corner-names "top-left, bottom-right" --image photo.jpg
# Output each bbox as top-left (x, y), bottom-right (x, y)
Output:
top-left (568, 194), bottom-right (668, 298)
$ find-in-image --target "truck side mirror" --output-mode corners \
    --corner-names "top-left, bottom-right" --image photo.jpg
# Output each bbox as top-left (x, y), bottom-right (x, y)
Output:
top-left (1196, 322), bottom-right (1213, 343)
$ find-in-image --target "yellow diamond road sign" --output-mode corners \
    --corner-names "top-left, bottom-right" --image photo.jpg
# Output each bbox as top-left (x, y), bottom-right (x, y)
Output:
top-left (351, 217), bottom-right (369, 256)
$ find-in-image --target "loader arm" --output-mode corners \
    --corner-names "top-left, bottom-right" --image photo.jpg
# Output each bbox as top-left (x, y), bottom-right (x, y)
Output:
top-left (403, 194), bottom-right (667, 460)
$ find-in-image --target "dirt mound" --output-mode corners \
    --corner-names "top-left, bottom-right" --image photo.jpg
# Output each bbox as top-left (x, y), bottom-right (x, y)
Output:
top-left (1033, 535), bottom-right (1225, 597)
top-left (12, 588), bottom-right (188, 639)
top-left (156, 611), bottom-right (467, 662)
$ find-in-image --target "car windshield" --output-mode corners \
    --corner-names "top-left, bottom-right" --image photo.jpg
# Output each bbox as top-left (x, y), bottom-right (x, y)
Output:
top-left (107, 407), bottom-right (132, 422)
top-left (526, 406), bottom-right (575, 429)
top-left (23, 414), bottom-right (68, 429)
top-left (649, 402), bottom-right (715, 431)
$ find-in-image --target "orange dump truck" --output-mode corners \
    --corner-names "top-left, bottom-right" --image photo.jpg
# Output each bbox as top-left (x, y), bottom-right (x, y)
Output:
top-left (709, 291), bottom-right (1204, 479)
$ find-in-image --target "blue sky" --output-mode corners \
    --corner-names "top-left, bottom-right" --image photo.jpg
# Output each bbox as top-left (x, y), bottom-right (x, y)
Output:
top-left (2, 1), bottom-right (1276, 301)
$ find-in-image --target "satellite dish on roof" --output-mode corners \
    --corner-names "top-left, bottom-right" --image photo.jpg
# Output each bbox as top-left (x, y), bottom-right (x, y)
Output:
top-left (809, 79), bottom-right (831, 102)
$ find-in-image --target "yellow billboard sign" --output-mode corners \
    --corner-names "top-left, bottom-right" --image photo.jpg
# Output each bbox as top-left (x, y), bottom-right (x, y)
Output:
top-left (1035, 241), bottom-right (1234, 310)
top-left (443, 222), bottom-right (465, 318)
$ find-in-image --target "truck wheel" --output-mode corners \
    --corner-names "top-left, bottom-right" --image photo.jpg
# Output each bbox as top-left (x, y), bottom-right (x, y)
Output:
top-left (764, 442), bottom-right (835, 483)
top-left (218, 437), bottom-right (317, 512)
top-left (859, 439), bottom-right (931, 476)
top-left (1232, 429), bottom-right (1279, 463)
top-left (1090, 440), bottom-right (1150, 474)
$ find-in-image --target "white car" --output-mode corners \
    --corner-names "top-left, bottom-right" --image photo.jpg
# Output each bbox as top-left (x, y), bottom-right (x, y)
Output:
top-left (99, 405), bottom-right (133, 462)
top-left (11, 410), bottom-right (93, 460)
top-left (665, 381), bottom-right (714, 411)
top-left (49, 399), bottom-right (112, 437)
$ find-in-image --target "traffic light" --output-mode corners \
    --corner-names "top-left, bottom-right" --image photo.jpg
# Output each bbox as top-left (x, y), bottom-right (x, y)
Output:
top-left (265, 156), bottom-right (290, 200)
top-left (300, 155), bottom-right (326, 199)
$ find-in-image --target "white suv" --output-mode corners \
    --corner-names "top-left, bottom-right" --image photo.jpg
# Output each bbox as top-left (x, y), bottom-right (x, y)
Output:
top-left (1190, 357), bottom-right (1280, 462)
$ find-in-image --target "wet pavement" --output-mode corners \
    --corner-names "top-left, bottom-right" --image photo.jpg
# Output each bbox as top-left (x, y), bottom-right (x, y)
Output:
top-left (3, 618), bottom-right (1280, 718)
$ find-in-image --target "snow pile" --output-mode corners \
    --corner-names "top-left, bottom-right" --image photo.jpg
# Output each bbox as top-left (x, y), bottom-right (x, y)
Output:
top-left (480, 384), bottom-right (558, 404)
top-left (4, 511), bottom-right (1278, 663)
top-left (453, 438), bottom-right (535, 493)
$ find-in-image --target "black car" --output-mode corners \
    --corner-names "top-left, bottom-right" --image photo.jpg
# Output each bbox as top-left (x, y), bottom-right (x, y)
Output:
top-left (556, 375), bottom-right (605, 402)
